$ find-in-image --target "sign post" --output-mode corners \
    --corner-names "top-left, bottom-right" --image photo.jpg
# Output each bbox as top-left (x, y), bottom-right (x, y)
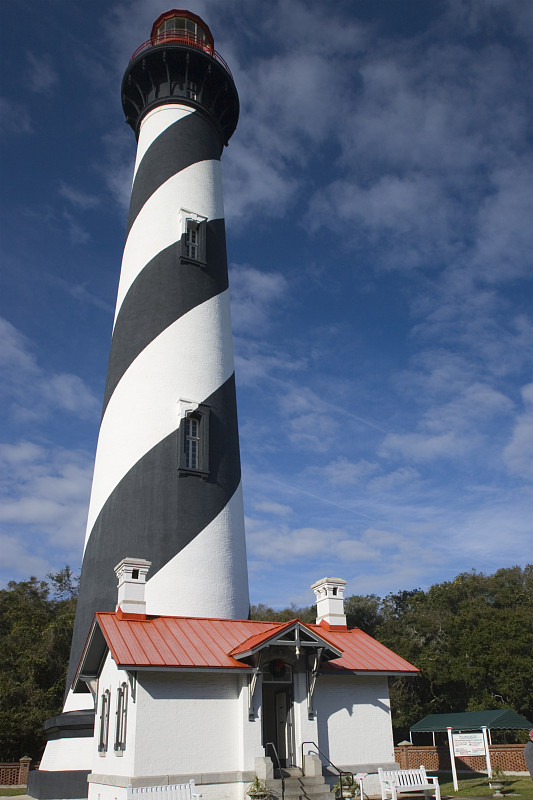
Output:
top-left (447, 727), bottom-right (458, 792)
top-left (449, 729), bottom-right (493, 786)
top-left (482, 726), bottom-right (492, 777)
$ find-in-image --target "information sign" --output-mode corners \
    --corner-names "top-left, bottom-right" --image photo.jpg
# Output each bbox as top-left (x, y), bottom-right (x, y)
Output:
top-left (452, 732), bottom-right (486, 756)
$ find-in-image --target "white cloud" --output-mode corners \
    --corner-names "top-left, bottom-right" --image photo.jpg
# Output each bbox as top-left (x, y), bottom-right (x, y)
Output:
top-left (62, 210), bottom-right (90, 245)
top-left (322, 457), bottom-right (378, 486)
top-left (246, 519), bottom-right (374, 563)
top-left (422, 383), bottom-right (514, 435)
top-left (0, 96), bottom-right (32, 136)
top-left (0, 318), bottom-right (36, 373)
top-left (471, 165), bottom-right (533, 282)
top-left (380, 430), bottom-right (465, 463)
top-left (0, 441), bottom-right (93, 585)
top-left (100, 127), bottom-right (135, 212)
top-left (59, 182), bottom-right (100, 210)
top-left (367, 466), bottom-right (421, 493)
top-left (229, 264), bottom-right (288, 333)
top-left (0, 534), bottom-right (51, 586)
top-left (234, 344), bottom-right (304, 386)
top-left (48, 275), bottom-right (114, 314)
top-left (503, 383), bottom-right (533, 480)
top-left (0, 316), bottom-right (100, 423)
top-left (26, 52), bottom-right (58, 94)
top-left (254, 500), bottom-right (292, 517)
top-left (308, 173), bottom-right (453, 270)
top-left (222, 141), bottom-right (298, 224)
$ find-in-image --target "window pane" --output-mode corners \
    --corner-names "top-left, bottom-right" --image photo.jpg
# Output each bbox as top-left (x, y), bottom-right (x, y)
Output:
top-left (185, 416), bottom-right (200, 469)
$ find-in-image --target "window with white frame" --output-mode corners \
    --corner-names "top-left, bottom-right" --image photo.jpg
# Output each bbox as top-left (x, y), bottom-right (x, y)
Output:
top-left (177, 400), bottom-right (210, 478)
top-left (114, 682), bottom-right (128, 752)
top-left (98, 689), bottom-right (110, 752)
top-left (185, 220), bottom-right (199, 260)
top-left (179, 209), bottom-right (207, 265)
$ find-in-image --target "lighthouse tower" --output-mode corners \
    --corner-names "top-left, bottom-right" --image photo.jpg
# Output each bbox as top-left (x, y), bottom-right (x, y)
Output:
top-left (66, 5), bottom-right (249, 692)
top-left (32, 11), bottom-right (249, 797)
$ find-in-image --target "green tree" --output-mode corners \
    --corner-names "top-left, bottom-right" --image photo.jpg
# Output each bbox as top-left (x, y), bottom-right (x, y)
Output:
top-left (344, 593), bottom-right (384, 636)
top-left (0, 568), bottom-right (78, 761)
top-left (376, 566), bottom-right (533, 736)
top-left (250, 602), bottom-right (316, 624)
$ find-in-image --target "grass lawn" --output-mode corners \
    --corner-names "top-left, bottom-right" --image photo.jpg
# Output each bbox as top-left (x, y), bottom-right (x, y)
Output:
top-left (0, 790), bottom-right (27, 796)
top-left (437, 772), bottom-right (533, 800)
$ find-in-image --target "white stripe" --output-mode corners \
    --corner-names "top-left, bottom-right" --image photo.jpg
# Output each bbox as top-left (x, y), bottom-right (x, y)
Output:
top-left (145, 482), bottom-right (250, 619)
top-left (116, 158), bottom-right (225, 325)
top-left (85, 290), bottom-right (235, 542)
top-left (38, 735), bottom-right (92, 771)
top-left (133, 104), bottom-right (194, 181)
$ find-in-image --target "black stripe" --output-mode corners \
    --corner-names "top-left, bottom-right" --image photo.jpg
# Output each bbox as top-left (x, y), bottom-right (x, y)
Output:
top-left (127, 112), bottom-right (222, 236)
top-left (102, 218), bottom-right (229, 415)
top-left (66, 373), bottom-right (241, 694)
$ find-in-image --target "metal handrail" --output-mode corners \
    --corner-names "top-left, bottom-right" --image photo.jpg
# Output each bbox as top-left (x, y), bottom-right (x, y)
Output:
top-left (301, 741), bottom-right (354, 797)
top-left (265, 741), bottom-right (285, 800)
top-left (130, 31), bottom-right (233, 78)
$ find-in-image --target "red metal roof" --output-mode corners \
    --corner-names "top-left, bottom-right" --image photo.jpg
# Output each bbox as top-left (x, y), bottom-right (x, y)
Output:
top-left (95, 613), bottom-right (276, 670)
top-left (228, 618), bottom-right (297, 657)
top-left (90, 612), bottom-right (418, 675)
top-left (310, 625), bottom-right (417, 673)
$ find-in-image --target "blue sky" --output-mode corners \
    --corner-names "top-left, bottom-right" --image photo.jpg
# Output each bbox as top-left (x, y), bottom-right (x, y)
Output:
top-left (1, 0), bottom-right (532, 608)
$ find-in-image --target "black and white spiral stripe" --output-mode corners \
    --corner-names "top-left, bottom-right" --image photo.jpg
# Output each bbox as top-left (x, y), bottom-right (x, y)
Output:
top-left (66, 104), bottom-right (249, 690)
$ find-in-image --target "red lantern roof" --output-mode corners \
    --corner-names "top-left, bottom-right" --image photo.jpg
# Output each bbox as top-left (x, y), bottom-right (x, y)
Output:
top-left (151, 9), bottom-right (215, 49)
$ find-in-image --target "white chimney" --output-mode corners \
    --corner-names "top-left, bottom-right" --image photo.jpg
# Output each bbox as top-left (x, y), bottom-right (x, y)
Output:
top-left (311, 577), bottom-right (347, 628)
top-left (114, 557), bottom-right (151, 616)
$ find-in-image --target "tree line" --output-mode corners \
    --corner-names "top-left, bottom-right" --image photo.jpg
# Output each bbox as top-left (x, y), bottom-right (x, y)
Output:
top-left (0, 568), bottom-right (78, 761)
top-left (1, 565), bottom-right (531, 760)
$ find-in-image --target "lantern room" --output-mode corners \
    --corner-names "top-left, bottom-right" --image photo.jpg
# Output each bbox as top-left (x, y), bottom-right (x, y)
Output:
top-left (150, 9), bottom-right (215, 52)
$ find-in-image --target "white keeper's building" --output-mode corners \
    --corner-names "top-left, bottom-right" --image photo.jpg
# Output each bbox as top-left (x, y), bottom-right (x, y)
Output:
top-left (73, 564), bottom-right (417, 800)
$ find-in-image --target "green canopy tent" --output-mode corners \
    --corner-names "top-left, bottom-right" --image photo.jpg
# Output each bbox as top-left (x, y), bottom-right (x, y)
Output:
top-left (409, 710), bottom-right (533, 791)
top-left (410, 709), bottom-right (533, 738)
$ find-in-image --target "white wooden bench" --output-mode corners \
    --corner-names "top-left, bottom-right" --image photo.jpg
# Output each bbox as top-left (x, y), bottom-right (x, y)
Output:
top-left (378, 767), bottom-right (440, 800)
top-left (127, 781), bottom-right (201, 800)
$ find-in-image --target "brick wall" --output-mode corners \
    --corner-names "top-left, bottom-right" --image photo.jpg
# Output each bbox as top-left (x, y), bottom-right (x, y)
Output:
top-left (394, 744), bottom-right (528, 772)
top-left (0, 756), bottom-right (32, 786)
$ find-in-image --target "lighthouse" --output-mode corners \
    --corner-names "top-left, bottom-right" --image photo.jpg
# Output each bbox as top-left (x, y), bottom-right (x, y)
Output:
top-left (31, 11), bottom-right (249, 797)
top-left (66, 5), bottom-right (249, 692)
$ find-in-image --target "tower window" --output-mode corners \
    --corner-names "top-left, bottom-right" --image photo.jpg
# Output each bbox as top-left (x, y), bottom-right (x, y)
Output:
top-left (151, 10), bottom-right (214, 53)
top-left (185, 415), bottom-right (199, 469)
top-left (186, 221), bottom-right (199, 260)
top-left (179, 210), bottom-right (207, 265)
top-left (156, 16), bottom-right (208, 44)
top-left (177, 402), bottom-right (210, 478)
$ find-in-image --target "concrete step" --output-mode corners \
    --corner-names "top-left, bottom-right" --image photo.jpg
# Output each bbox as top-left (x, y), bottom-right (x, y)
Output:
top-left (266, 775), bottom-right (336, 800)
